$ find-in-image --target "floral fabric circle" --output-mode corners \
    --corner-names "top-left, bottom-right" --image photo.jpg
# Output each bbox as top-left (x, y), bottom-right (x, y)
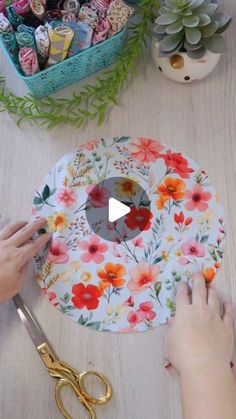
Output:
top-left (32, 137), bottom-right (226, 333)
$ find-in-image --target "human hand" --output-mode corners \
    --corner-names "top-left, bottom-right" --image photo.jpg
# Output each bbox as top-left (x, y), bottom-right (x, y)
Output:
top-left (166, 274), bottom-right (234, 376)
top-left (0, 218), bottom-right (51, 303)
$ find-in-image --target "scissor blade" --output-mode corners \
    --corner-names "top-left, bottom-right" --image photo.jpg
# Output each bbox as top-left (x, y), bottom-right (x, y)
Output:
top-left (13, 294), bottom-right (48, 349)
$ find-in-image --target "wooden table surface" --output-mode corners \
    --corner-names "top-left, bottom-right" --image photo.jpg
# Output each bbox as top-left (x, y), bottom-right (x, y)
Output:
top-left (0, 2), bottom-right (236, 417)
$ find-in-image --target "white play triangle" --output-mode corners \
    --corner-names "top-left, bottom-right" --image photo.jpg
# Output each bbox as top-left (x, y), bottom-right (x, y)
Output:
top-left (108, 197), bottom-right (131, 223)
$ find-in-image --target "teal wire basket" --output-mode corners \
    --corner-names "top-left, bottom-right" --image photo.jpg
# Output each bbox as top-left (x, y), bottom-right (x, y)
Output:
top-left (0, 27), bottom-right (127, 97)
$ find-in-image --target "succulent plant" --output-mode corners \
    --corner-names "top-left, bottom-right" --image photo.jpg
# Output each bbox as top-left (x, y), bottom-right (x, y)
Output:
top-left (152, 0), bottom-right (231, 59)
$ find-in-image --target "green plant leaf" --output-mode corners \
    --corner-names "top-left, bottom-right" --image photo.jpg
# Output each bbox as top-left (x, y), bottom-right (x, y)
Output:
top-left (198, 13), bottom-right (211, 27)
top-left (183, 15), bottom-right (200, 28)
top-left (195, 3), bottom-right (218, 17)
top-left (154, 281), bottom-right (162, 297)
top-left (185, 27), bottom-right (201, 44)
top-left (166, 19), bottom-right (183, 34)
top-left (156, 13), bottom-right (180, 25)
top-left (33, 196), bottom-right (43, 205)
top-left (187, 45), bottom-right (206, 58)
top-left (159, 32), bottom-right (184, 52)
top-left (201, 33), bottom-right (226, 53)
top-left (201, 20), bottom-right (218, 38)
top-left (215, 12), bottom-right (231, 34)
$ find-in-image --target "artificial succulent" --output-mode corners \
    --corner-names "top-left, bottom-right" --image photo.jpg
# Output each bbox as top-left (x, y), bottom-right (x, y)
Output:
top-left (152, 0), bottom-right (231, 59)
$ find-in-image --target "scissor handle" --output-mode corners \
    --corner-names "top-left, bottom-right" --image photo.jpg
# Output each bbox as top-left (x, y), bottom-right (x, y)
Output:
top-left (78, 370), bottom-right (112, 405)
top-left (55, 376), bottom-right (96, 419)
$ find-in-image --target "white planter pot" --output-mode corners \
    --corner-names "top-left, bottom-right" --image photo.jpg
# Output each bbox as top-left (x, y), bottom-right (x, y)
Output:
top-left (151, 38), bottom-right (221, 83)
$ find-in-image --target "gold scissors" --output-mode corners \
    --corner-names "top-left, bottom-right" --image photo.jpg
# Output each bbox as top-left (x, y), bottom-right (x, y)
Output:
top-left (13, 294), bottom-right (112, 419)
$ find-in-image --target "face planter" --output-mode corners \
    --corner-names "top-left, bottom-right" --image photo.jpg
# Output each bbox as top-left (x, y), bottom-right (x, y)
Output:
top-left (151, 39), bottom-right (221, 84)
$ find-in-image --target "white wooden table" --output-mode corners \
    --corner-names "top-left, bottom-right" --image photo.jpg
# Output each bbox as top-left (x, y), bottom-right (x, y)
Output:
top-left (0, 2), bottom-right (236, 417)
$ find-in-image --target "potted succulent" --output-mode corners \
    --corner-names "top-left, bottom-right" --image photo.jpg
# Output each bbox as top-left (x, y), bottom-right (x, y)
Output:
top-left (151, 0), bottom-right (231, 83)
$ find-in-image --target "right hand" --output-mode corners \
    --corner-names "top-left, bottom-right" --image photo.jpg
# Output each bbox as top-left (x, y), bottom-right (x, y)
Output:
top-left (166, 274), bottom-right (234, 376)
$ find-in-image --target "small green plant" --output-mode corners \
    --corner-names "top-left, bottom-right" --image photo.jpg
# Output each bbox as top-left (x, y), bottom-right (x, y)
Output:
top-left (152, 0), bottom-right (231, 59)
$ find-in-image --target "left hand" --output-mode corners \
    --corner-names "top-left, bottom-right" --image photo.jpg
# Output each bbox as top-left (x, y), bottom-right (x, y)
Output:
top-left (0, 218), bottom-right (51, 303)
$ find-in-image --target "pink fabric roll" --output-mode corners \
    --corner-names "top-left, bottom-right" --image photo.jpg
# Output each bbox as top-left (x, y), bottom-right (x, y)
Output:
top-left (13, 0), bottom-right (31, 17)
top-left (92, 17), bottom-right (110, 45)
top-left (19, 47), bottom-right (39, 76)
top-left (91, 0), bottom-right (111, 14)
top-left (0, 0), bottom-right (6, 16)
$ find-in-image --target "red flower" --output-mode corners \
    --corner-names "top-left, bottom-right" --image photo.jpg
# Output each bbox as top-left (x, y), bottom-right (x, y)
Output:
top-left (42, 288), bottom-right (59, 307)
top-left (137, 301), bottom-right (156, 321)
top-left (72, 283), bottom-right (101, 310)
top-left (185, 217), bottom-right (193, 226)
top-left (87, 184), bottom-right (111, 208)
top-left (125, 206), bottom-right (153, 231)
top-left (174, 211), bottom-right (184, 224)
top-left (161, 151), bottom-right (194, 179)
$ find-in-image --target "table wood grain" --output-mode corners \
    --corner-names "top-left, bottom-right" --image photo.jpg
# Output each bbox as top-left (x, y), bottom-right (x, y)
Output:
top-left (0, 2), bottom-right (236, 417)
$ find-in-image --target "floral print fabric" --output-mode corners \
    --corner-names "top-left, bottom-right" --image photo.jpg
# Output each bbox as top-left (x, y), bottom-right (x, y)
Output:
top-left (31, 137), bottom-right (226, 333)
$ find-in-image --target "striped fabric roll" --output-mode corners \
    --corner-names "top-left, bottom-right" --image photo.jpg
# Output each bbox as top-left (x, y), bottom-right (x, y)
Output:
top-left (19, 46), bottom-right (39, 75)
top-left (17, 23), bottom-right (35, 35)
top-left (12, 0), bottom-right (31, 17)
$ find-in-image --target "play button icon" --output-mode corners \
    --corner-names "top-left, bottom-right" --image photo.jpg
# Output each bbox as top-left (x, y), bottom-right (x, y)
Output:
top-left (85, 176), bottom-right (152, 243)
top-left (108, 197), bottom-right (131, 222)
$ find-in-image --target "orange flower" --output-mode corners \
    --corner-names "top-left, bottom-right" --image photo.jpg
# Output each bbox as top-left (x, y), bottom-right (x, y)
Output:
top-left (214, 262), bottom-right (221, 269)
top-left (158, 177), bottom-right (186, 201)
top-left (98, 263), bottom-right (126, 290)
top-left (203, 267), bottom-right (216, 283)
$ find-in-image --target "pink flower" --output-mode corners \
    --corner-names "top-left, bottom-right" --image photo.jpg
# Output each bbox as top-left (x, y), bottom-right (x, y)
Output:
top-left (87, 184), bottom-right (111, 208)
top-left (129, 138), bottom-right (164, 163)
top-left (128, 261), bottom-right (160, 293)
top-left (123, 296), bottom-right (134, 307)
top-left (181, 238), bottom-right (205, 258)
top-left (127, 310), bottom-right (143, 327)
top-left (42, 288), bottom-right (59, 307)
top-left (81, 139), bottom-right (99, 150)
top-left (48, 240), bottom-right (69, 264)
top-left (78, 234), bottom-right (108, 263)
top-left (137, 301), bottom-right (156, 321)
top-left (185, 185), bottom-right (211, 212)
top-left (57, 188), bottom-right (76, 207)
top-left (132, 237), bottom-right (144, 247)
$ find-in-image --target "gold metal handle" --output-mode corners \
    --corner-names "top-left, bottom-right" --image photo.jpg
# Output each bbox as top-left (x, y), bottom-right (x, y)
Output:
top-left (55, 377), bottom-right (96, 419)
top-left (78, 371), bottom-right (112, 405)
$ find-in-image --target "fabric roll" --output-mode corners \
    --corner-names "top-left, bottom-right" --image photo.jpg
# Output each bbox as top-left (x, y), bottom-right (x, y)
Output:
top-left (0, 12), bottom-right (13, 32)
top-left (35, 24), bottom-right (49, 58)
top-left (12, 0), bottom-right (31, 17)
top-left (78, 4), bottom-right (98, 28)
top-left (92, 17), bottom-right (110, 45)
top-left (65, 21), bottom-right (92, 57)
top-left (44, 9), bottom-right (61, 22)
top-left (63, 0), bottom-right (80, 16)
top-left (0, 0), bottom-right (6, 16)
top-left (16, 30), bottom-right (35, 49)
top-left (17, 23), bottom-right (35, 35)
top-left (24, 14), bottom-right (42, 27)
top-left (30, 0), bottom-right (45, 20)
top-left (1, 31), bottom-right (19, 65)
top-left (19, 46), bottom-right (39, 75)
top-left (46, 19), bottom-right (62, 29)
top-left (106, 0), bottom-right (134, 37)
top-left (47, 25), bottom-right (74, 66)
top-left (91, 0), bottom-right (111, 14)
top-left (61, 11), bottom-right (76, 23)
top-left (46, 0), bottom-right (59, 10)
top-left (7, 5), bottom-right (24, 28)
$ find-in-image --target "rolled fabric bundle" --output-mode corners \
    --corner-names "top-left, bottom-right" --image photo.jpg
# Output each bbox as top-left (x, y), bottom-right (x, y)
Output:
top-left (63, 0), bottom-right (80, 16)
top-left (7, 5), bottom-right (24, 29)
top-left (19, 46), bottom-right (39, 75)
top-left (46, 0), bottom-right (59, 10)
top-left (35, 24), bottom-right (49, 58)
top-left (47, 25), bottom-right (74, 66)
top-left (0, 0), bottom-right (6, 16)
top-left (0, 12), bottom-right (13, 32)
top-left (44, 9), bottom-right (61, 22)
top-left (65, 21), bottom-right (92, 57)
top-left (106, 0), bottom-right (134, 37)
top-left (1, 32), bottom-right (19, 65)
top-left (24, 14), bottom-right (43, 27)
top-left (13, 0), bottom-right (31, 17)
top-left (16, 30), bottom-right (35, 49)
top-left (92, 17), bottom-right (110, 45)
top-left (91, 0), bottom-right (111, 14)
top-left (61, 11), bottom-right (76, 23)
top-left (17, 23), bottom-right (35, 35)
top-left (30, 0), bottom-right (45, 20)
top-left (46, 19), bottom-right (62, 29)
top-left (78, 4), bottom-right (98, 28)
